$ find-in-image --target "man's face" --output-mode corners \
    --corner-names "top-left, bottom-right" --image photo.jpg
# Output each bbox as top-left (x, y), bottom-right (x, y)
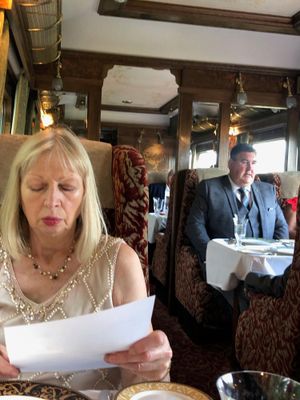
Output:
top-left (228, 151), bottom-right (257, 187)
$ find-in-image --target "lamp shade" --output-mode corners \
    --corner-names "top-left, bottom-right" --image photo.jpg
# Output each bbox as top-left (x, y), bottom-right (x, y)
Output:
top-left (286, 95), bottom-right (297, 109)
top-left (52, 76), bottom-right (63, 91)
top-left (237, 91), bottom-right (248, 106)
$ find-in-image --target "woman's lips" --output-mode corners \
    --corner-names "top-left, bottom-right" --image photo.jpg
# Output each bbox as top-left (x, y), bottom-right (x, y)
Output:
top-left (42, 217), bottom-right (61, 226)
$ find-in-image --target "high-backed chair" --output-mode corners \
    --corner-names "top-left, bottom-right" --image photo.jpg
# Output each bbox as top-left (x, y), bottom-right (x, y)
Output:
top-left (174, 168), bottom-right (231, 335)
top-left (0, 134), bottom-right (149, 288)
top-left (235, 188), bottom-right (300, 379)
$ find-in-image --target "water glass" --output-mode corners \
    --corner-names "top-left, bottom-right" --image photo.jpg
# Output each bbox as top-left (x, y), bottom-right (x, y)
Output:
top-left (153, 197), bottom-right (163, 215)
top-left (216, 370), bottom-right (300, 400)
top-left (233, 216), bottom-right (248, 248)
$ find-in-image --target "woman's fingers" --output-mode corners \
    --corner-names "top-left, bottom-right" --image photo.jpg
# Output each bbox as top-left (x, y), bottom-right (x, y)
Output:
top-left (0, 345), bottom-right (20, 378)
top-left (104, 330), bottom-right (172, 380)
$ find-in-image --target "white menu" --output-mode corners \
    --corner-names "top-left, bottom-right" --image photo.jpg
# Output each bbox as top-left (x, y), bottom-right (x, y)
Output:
top-left (4, 296), bottom-right (155, 372)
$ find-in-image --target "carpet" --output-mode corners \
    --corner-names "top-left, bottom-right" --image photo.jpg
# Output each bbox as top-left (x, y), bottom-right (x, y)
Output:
top-left (152, 297), bottom-right (234, 399)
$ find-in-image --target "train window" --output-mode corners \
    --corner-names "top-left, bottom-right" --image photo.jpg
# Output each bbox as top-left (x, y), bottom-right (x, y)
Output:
top-left (193, 149), bottom-right (217, 168)
top-left (253, 139), bottom-right (286, 173)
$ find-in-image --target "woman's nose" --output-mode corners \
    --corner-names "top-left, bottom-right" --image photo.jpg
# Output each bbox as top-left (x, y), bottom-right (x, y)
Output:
top-left (44, 186), bottom-right (61, 208)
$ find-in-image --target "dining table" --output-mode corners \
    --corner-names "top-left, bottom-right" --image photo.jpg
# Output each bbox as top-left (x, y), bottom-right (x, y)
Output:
top-left (206, 238), bottom-right (294, 291)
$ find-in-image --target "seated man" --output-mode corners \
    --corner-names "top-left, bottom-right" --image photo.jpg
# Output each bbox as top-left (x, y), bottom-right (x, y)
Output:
top-left (185, 143), bottom-right (289, 278)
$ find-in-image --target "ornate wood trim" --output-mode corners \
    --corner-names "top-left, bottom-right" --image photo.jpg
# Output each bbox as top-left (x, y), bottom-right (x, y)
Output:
top-left (98, 0), bottom-right (300, 36)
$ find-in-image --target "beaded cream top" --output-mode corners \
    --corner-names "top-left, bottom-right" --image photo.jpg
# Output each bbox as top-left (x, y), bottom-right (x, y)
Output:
top-left (0, 235), bottom-right (124, 391)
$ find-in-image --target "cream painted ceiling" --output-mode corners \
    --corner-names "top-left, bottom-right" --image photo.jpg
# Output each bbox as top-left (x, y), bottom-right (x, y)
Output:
top-left (61, 0), bottom-right (300, 124)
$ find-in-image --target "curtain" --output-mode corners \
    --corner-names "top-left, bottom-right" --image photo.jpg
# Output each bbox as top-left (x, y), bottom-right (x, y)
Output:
top-left (0, 11), bottom-right (9, 109)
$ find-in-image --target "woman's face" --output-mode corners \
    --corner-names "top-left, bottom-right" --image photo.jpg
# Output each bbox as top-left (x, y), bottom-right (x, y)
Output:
top-left (21, 152), bottom-right (84, 241)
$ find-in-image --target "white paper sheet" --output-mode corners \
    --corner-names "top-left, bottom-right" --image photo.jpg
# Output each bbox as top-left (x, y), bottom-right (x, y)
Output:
top-left (4, 296), bottom-right (155, 373)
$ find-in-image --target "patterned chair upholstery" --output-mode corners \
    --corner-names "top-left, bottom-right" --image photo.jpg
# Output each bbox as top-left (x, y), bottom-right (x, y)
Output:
top-left (151, 179), bottom-right (175, 288)
top-left (235, 188), bottom-right (300, 379)
top-left (174, 168), bottom-right (230, 331)
top-left (0, 134), bottom-right (149, 289)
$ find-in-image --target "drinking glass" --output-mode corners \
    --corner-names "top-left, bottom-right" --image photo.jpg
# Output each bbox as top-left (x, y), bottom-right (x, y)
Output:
top-left (233, 216), bottom-right (248, 248)
top-left (216, 370), bottom-right (300, 400)
top-left (153, 197), bottom-right (162, 215)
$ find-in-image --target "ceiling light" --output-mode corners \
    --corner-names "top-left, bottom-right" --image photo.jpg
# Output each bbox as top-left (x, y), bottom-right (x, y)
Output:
top-left (236, 72), bottom-right (248, 106)
top-left (114, 0), bottom-right (127, 3)
top-left (122, 99), bottom-right (132, 104)
top-left (283, 77), bottom-right (297, 109)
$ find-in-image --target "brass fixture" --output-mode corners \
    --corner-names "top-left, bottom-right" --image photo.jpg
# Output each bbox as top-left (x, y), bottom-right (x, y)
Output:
top-left (236, 72), bottom-right (248, 105)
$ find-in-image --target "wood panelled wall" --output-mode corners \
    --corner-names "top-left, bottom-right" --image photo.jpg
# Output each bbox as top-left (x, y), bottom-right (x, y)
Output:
top-left (31, 51), bottom-right (300, 171)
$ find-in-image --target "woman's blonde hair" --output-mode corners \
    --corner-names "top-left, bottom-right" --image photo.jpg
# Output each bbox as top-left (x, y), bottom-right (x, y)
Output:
top-left (0, 126), bottom-right (107, 262)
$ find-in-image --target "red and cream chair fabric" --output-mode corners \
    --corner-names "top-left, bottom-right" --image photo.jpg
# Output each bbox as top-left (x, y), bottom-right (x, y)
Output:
top-left (0, 134), bottom-right (149, 289)
top-left (235, 188), bottom-right (300, 380)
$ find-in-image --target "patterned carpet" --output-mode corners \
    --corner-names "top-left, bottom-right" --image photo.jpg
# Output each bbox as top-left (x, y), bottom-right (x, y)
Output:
top-left (152, 297), bottom-right (234, 400)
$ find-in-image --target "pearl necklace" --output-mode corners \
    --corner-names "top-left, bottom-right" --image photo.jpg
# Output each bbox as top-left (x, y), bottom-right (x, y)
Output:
top-left (27, 247), bottom-right (74, 280)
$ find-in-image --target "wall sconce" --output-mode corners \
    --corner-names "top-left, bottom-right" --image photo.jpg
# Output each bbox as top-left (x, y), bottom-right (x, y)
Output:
top-left (283, 77), bottom-right (297, 109)
top-left (156, 130), bottom-right (164, 144)
top-left (52, 57), bottom-right (63, 91)
top-left (236, 72), bottom-right (248, 105)
top-left (137, 129), bottom-right (144, 145)
top-left (229, 126), bottom-right (239, 136)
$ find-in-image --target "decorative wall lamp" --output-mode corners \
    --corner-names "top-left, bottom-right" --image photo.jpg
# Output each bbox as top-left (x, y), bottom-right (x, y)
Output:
top-left (52, 56), bottom-right (63, 91)
top-left (156, 130), bottom-right (164, 145)
top-left (236, 72), bottom-right (248, 105)
top-left (283, 77), bottom-right (297, 109)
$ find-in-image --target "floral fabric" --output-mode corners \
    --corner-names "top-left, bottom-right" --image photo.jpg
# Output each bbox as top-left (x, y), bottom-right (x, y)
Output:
top-left (112, 145), bottom-right (149, 291)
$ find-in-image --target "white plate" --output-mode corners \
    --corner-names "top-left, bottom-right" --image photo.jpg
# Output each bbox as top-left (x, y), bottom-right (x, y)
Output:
top-left (116, 382), bottom-right (212, 400)
top-left (241, 238), bottom-right (273, 246)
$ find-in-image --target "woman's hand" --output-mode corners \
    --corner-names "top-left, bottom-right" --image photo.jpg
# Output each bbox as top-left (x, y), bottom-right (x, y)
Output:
top-left (104, 330), bottom-right (172, 381)
top-left (0, 345), bottom-right (20, 378)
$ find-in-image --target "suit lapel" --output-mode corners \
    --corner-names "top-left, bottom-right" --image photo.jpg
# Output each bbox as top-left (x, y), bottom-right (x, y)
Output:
top-left (222, 176), bottom-right (238, 217)
top-left (252, 182), bottom-right (267, 236)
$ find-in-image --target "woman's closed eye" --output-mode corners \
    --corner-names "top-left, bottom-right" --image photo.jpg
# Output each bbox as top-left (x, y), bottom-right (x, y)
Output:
top-left (59, 184), bottom-right (76, 191)
top-left (30, 186), bottom-right (45, 192)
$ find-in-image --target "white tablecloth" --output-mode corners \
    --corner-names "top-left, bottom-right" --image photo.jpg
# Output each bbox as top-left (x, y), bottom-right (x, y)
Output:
top-left (206, 239), bottom-right (293, 291)
top-left (148, 212), bottom-right (167, 243)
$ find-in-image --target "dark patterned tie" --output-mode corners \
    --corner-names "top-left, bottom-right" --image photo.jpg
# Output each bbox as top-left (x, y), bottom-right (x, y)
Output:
top-left (238, 187), bottom-right (248, 209)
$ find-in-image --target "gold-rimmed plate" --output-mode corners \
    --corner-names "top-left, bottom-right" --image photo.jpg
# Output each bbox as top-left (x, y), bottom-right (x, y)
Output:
top-left (0, 380), bottom-right (90, 399)
top-left (116, 382), bottom-right (212, 400)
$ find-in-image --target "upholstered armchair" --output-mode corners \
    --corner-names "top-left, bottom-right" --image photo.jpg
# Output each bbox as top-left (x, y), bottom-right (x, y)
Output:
top-left (235, 188), bottom-right (300, 379)
top-left (174, 168), bottom-right (230, 333)
top-left (0, 134), bottom-right (149, 288)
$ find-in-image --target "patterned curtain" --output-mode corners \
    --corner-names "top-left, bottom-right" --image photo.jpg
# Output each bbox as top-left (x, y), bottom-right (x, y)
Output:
top-left (0, 11), bottom-right (9, 109)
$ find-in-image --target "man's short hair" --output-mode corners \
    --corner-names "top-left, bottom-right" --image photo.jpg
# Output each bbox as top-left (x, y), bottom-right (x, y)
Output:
top-left (230, 143), bottom-right (256, 160)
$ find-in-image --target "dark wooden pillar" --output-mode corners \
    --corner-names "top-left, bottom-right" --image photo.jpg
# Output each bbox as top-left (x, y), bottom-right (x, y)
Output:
top-left (218, 102), bottom-right (231, 169)
top-left (87, 86), bottom-right (102, 141)
top-left (176, 92), bottom-right (193, 171)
